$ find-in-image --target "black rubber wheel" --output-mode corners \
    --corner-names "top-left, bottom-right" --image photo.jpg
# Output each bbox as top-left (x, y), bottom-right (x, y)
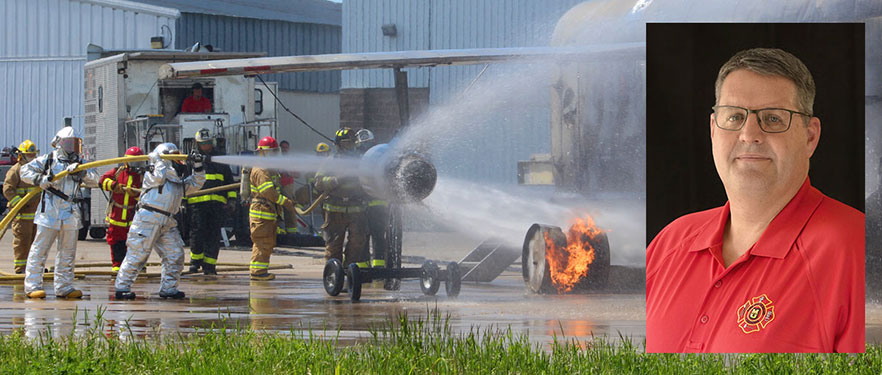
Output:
top-left (348, 263), bottom-right (362, 302)
top-left (323, 258), bottom-right (344, 296)
top-left (89, 227), bottom-right (106, 240)
top-left (420, 261), bottom-right (440, 296)
top-left (445, 262), bottom-right (461, 297)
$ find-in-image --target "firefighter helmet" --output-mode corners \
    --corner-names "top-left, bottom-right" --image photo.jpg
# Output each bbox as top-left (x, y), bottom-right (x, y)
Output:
top-left (124, 146), bottom-right (146, 169)
top-left (334, 128), bottom-right (356, 145)
top-left (125, 146), bottom-right (144, 156)
top-left (18, 140), bottom-right (37, 154)
top-left (195, 128), bottom-right (212, 143)
top-left (315, 142), bottom-right (330, 154)
top-left (257, 136), bottom-right (279, 150)
top-left (355, 129), bottom-right (374, 145)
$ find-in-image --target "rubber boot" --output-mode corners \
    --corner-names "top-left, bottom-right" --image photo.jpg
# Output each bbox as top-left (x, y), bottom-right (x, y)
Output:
top-left (58, 289), bottom-right (83, 299)
top-left (115, 290), bottom-right (136, 300)
top-left (159, 290), bottom-right (186, 299)
top-left (188, 259), bottom-right (203, 273)
top-left (203, 263), bottom-right (217, 276)
top-left (250, 272), bottom-right (275, 281)
top-left (27, 290), bottom-right (46, 299)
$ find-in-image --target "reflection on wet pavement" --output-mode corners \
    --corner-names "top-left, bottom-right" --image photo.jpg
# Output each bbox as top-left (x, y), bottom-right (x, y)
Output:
top-left (0, 274), bottom-right (646, 347)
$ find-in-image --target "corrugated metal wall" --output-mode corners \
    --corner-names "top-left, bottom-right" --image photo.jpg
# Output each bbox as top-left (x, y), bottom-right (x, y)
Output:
top-left (0, 0), bottom-right (177, 153)
top-left (176, 13), bottom-right (341, 93)
top-left (341, 0), bottom-right (431, 88)
top-left (342, 0), bottom-right (583, 184)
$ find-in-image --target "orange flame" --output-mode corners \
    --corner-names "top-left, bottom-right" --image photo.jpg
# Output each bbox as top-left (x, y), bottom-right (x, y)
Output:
top-left (543, 215), bottom-right (605, 293)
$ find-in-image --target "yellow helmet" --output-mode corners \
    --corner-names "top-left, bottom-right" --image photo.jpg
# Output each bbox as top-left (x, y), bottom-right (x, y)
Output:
top-left (18, 140), bottom-right (37, 154)
top-left (315, 142), bottom-right (330, 154)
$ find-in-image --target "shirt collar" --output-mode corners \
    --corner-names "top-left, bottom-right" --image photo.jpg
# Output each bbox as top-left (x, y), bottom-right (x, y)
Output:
top-left (687, 178), bottom-right (823, 259)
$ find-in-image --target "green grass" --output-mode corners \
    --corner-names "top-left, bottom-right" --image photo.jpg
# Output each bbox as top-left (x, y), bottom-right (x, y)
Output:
top-left (0, 307), bottom-right (879, 374)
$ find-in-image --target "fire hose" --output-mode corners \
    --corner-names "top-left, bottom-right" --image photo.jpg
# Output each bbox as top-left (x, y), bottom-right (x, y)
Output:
top-left (128, 183), bottom-right (328, 215)
top-left (0, 154), bottom-right (188, 241)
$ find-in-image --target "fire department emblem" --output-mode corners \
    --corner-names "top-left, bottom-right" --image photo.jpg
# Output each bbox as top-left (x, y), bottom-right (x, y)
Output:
top-left (737, 294), bottom-right (775, 334)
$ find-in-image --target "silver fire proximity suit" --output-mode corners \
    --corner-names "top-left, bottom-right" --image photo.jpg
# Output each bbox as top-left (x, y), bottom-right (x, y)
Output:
top-left (114, 144), bottom-right (205, 296)
top-left (20, 149), bottom-right (99, 295)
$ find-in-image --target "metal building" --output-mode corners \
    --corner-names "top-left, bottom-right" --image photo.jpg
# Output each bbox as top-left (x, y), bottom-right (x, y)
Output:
top-left (341, 0), bottom-right (584, 185)
top-left (132, 0), bottom-right (343, 153)
top-left (0, 0), bottom-right (179, 153)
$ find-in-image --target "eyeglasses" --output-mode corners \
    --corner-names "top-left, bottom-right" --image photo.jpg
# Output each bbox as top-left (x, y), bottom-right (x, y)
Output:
top-left (712, 105), bottom-right (812, 133)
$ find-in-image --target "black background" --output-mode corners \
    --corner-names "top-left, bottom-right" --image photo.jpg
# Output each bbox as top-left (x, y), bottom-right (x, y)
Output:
top-left (646, 23), bottom-right (865, 245)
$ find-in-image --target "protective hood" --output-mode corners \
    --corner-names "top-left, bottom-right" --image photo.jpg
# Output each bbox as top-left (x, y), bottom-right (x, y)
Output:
top-left (52, 127), bottom-right (82, 160)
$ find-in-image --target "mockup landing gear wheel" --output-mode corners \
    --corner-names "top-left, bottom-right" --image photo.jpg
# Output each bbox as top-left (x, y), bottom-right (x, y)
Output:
top-left (420, 261), bottom-right (441, 296)
top-left (89, 226), bottom-right (106, 240)
top-left (323, 258), bottom-right (344, 296)
top-left (347, 263), bottom-right (363, 302)
top-left (445, 262), bottom-right (461, 297)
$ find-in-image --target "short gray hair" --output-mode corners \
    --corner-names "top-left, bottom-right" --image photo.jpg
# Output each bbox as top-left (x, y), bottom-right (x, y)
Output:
top-left (714, 48), bottom-right (815, 115)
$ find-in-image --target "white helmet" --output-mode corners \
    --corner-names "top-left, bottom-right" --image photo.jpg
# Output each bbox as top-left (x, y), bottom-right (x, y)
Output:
top-left (52, 126), bottom-right (82, 159)
top-left (195, 128), bottom-right (212, 143)
top-left (355, 128), bottom-right (375, 146)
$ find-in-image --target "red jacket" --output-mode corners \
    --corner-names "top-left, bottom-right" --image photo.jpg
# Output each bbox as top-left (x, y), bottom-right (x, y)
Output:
top-left (181, 96), bottom-right (212, 113)
top-left (100, 167), bottom-right (143, 228)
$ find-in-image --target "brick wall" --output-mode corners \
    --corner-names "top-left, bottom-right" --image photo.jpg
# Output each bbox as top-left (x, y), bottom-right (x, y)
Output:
top-left (339, 88), bottom-right (429, 143)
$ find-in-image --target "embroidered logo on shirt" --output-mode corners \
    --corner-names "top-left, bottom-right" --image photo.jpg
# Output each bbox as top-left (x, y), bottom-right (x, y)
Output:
top-left (737, 294), bottom-right (775, 334)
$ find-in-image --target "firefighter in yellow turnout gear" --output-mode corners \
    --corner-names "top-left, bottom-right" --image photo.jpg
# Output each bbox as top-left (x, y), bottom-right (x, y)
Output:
top-left (314, 128), bottom-right (369, 268)
top-left (248, 136), bottom-right (296, 280)
top-left (3, 140), bottom-right (39, 273)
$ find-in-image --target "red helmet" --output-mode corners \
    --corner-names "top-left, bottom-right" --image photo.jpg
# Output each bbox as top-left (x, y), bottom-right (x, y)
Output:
top-left (124, 146), bottom-right (144, 156)
top-left (257, 136), bottom-right (278, 150)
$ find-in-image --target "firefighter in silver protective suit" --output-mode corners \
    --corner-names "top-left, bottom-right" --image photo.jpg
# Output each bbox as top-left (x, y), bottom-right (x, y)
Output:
top-left (114, 143), bottom-right (206, 300)
top-left (20, 126), bottom-right (100, 299)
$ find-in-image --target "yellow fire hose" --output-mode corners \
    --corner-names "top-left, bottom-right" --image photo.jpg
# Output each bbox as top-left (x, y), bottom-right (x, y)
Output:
top-left (127, 183), bottom-right (240, 197)
top-left (0, 154), bottom-right (188, 241)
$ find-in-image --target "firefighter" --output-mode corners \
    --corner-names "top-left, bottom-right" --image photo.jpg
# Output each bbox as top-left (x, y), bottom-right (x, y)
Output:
top-left (187, 128), bottom-right (236, 275)
top-left (249, 136), bottom-right (296, 280)
top-left (114, 143), bottom-right (206, 300)
top-left (20, 126), bottom-right (100, 299)
top-left (3, 140), bottom-right (39, 274)
top-left (314, 128), bottom-right (369, 268)
top-left (354, 129), bottom-right (390, 270)
top-left (99, 146), bottom-right (145, 272)
top-left (294, 142), bottom-right (331, 206)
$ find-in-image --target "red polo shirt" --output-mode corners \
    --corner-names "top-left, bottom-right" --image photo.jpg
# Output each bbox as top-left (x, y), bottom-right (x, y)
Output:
top-left (646, 178), bottom-right (864, 353)
top-left (181, 96), bottom-right (212, 113)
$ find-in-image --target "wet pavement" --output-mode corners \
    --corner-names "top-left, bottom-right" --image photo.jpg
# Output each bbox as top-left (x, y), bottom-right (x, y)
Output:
top-left (0, 234), bottom-right (647, 347)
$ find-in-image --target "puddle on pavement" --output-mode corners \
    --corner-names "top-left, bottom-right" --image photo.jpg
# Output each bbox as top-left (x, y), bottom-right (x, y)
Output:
top-left (0, 275), bottom-right (647, 348)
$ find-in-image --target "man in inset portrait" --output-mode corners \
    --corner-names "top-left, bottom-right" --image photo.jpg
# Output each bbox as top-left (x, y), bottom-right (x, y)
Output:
top-left (646, 48), bottom-right (864, 353)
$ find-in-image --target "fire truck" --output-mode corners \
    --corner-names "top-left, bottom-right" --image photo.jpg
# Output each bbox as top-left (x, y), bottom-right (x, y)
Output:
top-left (82, 48), bottom-right (278, 242)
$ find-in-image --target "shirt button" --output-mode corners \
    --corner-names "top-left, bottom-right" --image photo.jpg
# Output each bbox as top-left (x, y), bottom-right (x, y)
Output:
top-left (714, 280), bottom-right (722, 288)
top-left (700, 315), bottom-right (709, 324)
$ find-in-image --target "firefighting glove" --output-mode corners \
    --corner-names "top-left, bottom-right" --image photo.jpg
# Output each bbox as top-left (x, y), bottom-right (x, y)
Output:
top-left (111, 182), bottom-right (125, 194)
top-left (65, 163), bottom-right (80, 174)
top-left (35, 174), bottom-right (53, 190)
top-left (123, 186), bottom-right (140, 198)
top-left (188, 150), bottom-right (204, 170)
